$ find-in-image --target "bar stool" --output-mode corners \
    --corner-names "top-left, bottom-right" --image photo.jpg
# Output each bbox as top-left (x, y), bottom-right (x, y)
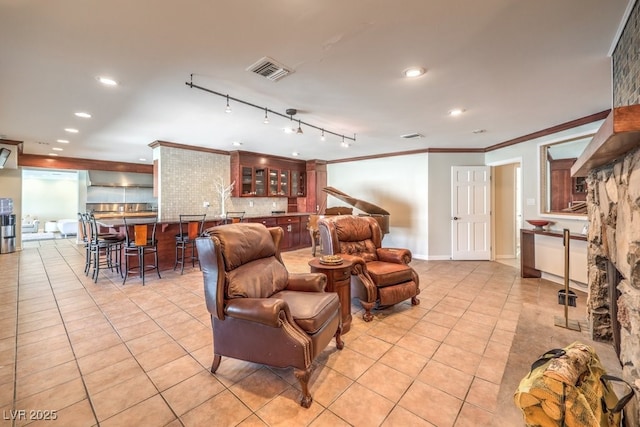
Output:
top-left (87, 213), bottom-right (124, 283)
top-left (174, 214), bottom-right (206, 274)
top-left (223, 211), bottom-right (245, 224)
top-left (123, 217), bottom-right (161, 285)
top-left (78, 212), bottom-right (91, 275)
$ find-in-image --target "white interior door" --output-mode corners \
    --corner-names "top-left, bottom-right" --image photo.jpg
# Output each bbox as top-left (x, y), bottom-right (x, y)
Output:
top-left (451, 166), bottom-right (491, 260)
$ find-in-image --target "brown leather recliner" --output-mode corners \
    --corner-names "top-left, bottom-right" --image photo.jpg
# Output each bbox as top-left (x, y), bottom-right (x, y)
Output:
top-left (318, 215), bottom-right (420, 321)
top-left (196, 223), bottom-right (343, 408)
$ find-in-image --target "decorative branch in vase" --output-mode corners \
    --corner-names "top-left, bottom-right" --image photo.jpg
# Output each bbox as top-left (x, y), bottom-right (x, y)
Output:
top-left (214, 177), bottom-right (235, 218)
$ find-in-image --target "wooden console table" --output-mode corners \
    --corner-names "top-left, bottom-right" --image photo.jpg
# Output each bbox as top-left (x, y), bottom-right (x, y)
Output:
top-left (520, 229), bottom-right (587, 278)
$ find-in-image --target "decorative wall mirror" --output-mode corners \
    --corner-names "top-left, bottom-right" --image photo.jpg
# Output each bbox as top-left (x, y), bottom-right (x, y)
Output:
top-left (539, 134), bottom-right (593, 217)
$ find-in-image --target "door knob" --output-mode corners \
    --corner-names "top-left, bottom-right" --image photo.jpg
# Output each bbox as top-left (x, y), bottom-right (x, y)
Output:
top-left (453, 216), bottom-right (460, 220)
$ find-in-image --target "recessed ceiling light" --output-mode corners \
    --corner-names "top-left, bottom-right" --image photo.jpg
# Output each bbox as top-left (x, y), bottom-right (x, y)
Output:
top-left (403, 67), bottom-right (426, 78)
top-left (52, 147), bottom-right (63, 151)
top-left (292, 152), bottom-right (299, 157)
top-left (449, 108), bottom-right (465, 116)
top-left (139, 158), bottom-right (147, 162)
top-left (56, 139), bottom-right (69, 143)
top-left (232, 141), bottom-right (242, 147)
top-left (97, 76), bottom-right (118, 86)
top-left (283, 127), bottom-right (295, 134)
top-left (74, 112), bottom-right (92, 118)
top-left (64, 128), bottom-right (79, 133)
top-left (48, 153), bottom-right (58, 156)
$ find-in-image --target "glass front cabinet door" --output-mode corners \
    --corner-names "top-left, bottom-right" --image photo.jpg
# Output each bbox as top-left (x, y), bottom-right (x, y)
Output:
top-left (291, 170), bottom-right (306, 196)
top-left (241, 166), bottom-right (254, 195)
top-left (279, 170), bottom-right (289, 196)
top-left (254, 167), bottom-right (267, 197)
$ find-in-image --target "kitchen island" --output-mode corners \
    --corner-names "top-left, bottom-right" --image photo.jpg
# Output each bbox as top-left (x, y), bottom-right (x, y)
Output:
top-left (96, 213), bottom-right (313, 272)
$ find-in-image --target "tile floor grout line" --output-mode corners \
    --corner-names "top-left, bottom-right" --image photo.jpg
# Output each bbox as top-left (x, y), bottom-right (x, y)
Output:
top-left (44, 244), bottom-right (102, 426)
top-left (10, 248), bottom-right (20, 427)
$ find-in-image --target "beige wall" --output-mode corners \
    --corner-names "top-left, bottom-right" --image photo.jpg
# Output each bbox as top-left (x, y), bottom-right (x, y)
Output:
top-left (494, 163), bottom-right (517, 258)
top-left (0, 167), bottom-right (23, 249)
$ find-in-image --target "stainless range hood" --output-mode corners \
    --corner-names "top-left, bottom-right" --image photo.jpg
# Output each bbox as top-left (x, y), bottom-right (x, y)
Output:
top-left (87, 170), bottom-right (153, 188)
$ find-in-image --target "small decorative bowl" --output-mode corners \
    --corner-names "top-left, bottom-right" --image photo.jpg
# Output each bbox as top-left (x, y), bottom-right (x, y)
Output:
top-left (526, 219), bottom-right (550, 231)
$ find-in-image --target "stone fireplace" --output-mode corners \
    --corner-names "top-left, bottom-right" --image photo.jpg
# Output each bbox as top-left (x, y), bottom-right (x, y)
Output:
top-left (583, 140), bottom-right (640, 424)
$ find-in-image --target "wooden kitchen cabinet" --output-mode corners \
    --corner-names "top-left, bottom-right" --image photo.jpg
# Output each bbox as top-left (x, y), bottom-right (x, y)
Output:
top-left (277, 215), bottom-right (300, 250)
top-left (246, 214), bottom-right (309, 251)
top-left (230, 151), bottom-right (305, 197)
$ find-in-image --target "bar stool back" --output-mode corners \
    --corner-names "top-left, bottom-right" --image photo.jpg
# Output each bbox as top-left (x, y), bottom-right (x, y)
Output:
top-left (78, 212), bottom-right (91, 275)
top-left (223, 211), bottom-right (245, 224)
top-left (174, 214), bottom-right (206, 274)
top-left (123, 217), bottom-right (161, 285)
top-left (87, 213), bottom-right (124, 283)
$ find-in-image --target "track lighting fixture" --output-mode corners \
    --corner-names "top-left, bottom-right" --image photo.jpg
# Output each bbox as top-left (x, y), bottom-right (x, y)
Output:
top-left (186, 75), bottom-right (356, 143)
top-left (225, 95), bottom-right (232, 113)
top-left (320, 129), bottom-right (326, 141)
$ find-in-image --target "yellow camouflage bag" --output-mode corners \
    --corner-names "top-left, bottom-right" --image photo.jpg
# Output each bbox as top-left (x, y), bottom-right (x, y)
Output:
top-left (514, 342), bottom-right (634, 427)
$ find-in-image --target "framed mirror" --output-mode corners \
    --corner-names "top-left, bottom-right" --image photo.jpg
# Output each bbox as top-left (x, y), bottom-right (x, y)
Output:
top-left (539, 134), bottom-right (593, 216)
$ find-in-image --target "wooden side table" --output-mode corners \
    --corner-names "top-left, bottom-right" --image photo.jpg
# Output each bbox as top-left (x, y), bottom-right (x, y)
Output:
top-left (308, 258), bottom-right (353, 333)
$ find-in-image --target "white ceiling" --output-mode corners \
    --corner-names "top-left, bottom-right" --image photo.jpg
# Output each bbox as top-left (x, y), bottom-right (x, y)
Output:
top-left (0, 0), bottom-right (632, 164)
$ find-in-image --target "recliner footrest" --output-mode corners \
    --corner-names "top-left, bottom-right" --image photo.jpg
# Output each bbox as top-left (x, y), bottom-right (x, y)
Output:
top-left (378, 281), bottom-right (417, 306)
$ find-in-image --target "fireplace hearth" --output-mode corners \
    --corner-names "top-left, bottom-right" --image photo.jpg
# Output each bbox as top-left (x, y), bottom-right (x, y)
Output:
top-left (584, 144), bottom-right (640, 425)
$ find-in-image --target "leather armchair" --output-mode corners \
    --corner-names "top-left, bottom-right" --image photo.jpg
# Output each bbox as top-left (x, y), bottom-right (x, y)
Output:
top-left (196, 223), bottom-right (343, 408)
top-left (318, 215), bottom-right (420, 321)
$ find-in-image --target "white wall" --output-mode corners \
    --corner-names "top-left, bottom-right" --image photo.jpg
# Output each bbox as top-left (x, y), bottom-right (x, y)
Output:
top-left (427, 152), bottom-right (486, 259)
top-left (22, 175), bottom-right (79, 225)
top-left (485, 121), bottom-right (598, 234)
top-left (327, 154), bottom-right (429, 259)
top-left (326, 120), bottom-right (598, 260)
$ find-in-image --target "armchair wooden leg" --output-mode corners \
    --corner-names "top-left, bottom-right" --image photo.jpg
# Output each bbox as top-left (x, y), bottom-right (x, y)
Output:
top-left (360, 300), bottom-right (375, 322)
top-left (294, 366), bottom-right (314, 408)
top-left (310, 230), bottom-right (316, 256)
top-left (335, 325), bottom-right (344, 350)
top-left (411, 296), bottom-right (420, 305)
top-left (211, 354), bottom-right (221, 373)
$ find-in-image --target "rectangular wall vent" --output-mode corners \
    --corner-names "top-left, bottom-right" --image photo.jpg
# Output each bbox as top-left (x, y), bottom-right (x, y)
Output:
top-left (400, 133), bottom-right (425, 139)
top-left (247, 56), bottom-right (293, 82)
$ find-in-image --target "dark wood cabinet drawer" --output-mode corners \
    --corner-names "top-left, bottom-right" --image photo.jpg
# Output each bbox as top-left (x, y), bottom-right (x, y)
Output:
top-left (248, 217), bottom-right (277, 227)
top-left (276, 216), bottom-right (300, 225)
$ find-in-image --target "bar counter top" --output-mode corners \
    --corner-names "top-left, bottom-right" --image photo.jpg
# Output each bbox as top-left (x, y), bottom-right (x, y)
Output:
top-left (95, 212), bottom-right (314, 273)
top-left (94, 211), bottom-right (313, 221)
top-left (93, 212), bottom-right (158, 219)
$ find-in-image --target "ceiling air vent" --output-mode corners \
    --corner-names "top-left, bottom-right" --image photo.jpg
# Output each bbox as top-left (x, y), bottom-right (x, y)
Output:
top-left (400, 133), bottom-right (425, 139)
top-left (247, 56), bottom-right (293, 82)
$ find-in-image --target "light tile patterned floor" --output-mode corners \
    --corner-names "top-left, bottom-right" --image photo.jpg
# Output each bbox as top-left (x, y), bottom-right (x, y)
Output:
top-left (0, 238), bottom-right (618, 426)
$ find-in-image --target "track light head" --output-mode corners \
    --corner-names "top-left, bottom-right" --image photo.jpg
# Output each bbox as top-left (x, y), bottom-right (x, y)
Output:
top-left (225, 95), bottom-right (231, 113)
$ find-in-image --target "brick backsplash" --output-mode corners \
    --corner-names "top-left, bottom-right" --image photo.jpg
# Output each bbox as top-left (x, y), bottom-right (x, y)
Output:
top-left (157, 146), bottom-right (289, 221)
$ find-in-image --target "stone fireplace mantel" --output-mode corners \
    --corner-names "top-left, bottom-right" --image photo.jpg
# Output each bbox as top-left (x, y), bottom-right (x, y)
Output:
top-left (572, 104), bottom-right (640, 177)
